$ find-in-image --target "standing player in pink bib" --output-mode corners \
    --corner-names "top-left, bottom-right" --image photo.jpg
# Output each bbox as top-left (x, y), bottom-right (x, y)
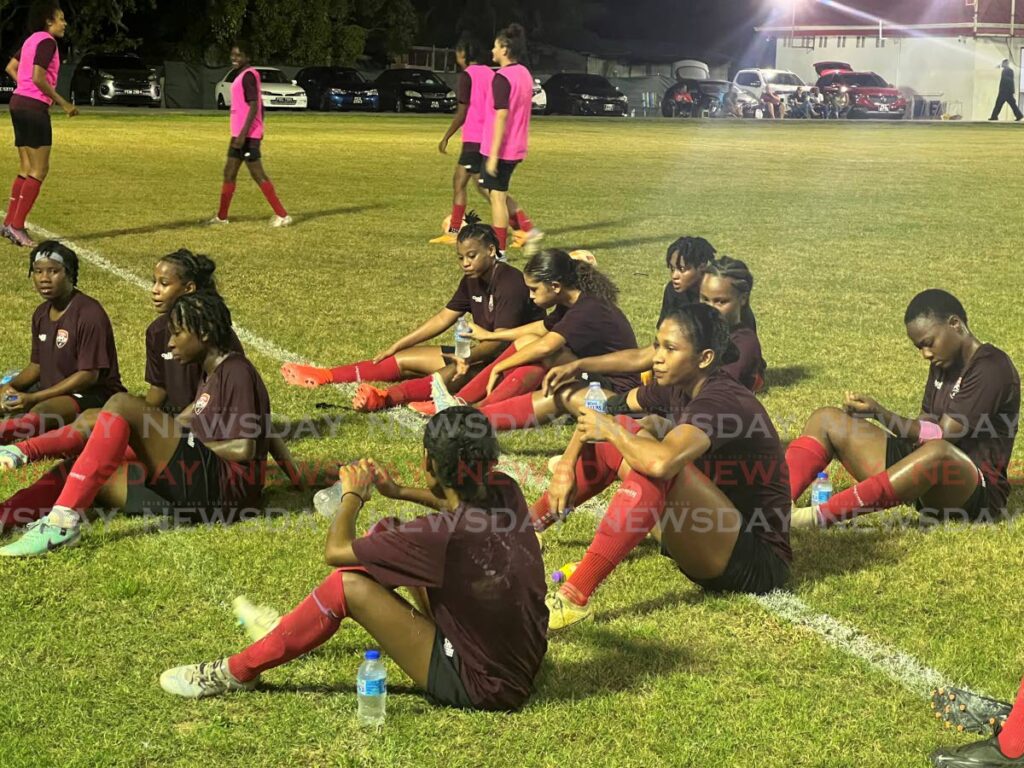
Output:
top-left (430, 32), bottom-right (536, 248)
top-left (2, 1), bottom-right (77, 249)
top-left (209, 41), bottom-right (291, 228)
top-left (481, 24), bottom-right (542, 260)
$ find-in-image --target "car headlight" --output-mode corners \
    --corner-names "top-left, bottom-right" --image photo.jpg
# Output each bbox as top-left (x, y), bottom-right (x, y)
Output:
top-left (446, 90), bottom-right (455, 98)
top-left (404, 90), bottom-right (422, 98)
top-left (98, 70), bottom-right (113, 79)
top-left (616, 94), bottom-right (627, 102)
top-left (366, 89), bottom-right (378, 96)
top-left (577, 94), bottom-right (597, 101)
top-left (329, 88), bottom-right (345, 96)
top-left (148, 71), bottom-right (159, 82)
top-left (261, 89), bottom-right (271, 96)
top-left (840, 86), bottom-right (848, 93)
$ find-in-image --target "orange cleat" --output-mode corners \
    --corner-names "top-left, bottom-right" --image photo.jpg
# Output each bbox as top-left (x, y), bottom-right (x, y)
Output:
top-left (407, 400), bottom-right (437, 417)
top-left (352, 383), bottom-right (391, 412)
top-left (429, 232), bottom-right (458, 246)
top-left (280, 363), bottom-right (333, 389)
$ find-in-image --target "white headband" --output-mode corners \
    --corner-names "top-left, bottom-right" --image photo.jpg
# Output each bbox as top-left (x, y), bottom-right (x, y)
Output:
top-left (33, 252), bottom-right (65, 266)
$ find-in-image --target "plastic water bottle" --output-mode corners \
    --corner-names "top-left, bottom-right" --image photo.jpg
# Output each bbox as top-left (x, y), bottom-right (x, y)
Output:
top-left (810, 472), bottom-right (833, 517)
top-left (551, 562), bottom-right (579, 585)
top-left (313, 482), bottom-right (342, 518)
top-left (357, 649), bottom-right (387, 727)
top-left (0, 370), bottom-right (17, 386)
top-left (583, 382), bottom-right (607, 414)
top-left (454, 316), bottom-right (472, 360)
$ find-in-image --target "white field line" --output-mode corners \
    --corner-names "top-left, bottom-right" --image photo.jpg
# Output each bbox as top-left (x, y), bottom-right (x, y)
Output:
top-left (28, 221), bottom-right (987, 704)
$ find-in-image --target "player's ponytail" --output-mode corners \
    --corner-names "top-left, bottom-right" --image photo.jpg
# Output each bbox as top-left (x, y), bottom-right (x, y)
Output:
top-left (159, 248), bottom-right (221, 296)
top-left (525, 249), bottom-right (620, 305)
top-left (497, 23), bottom-right (528, 62)
top-left (456, 216), bottom-right (500, 257)
top-left (660, 303), bottom-right (738, 369)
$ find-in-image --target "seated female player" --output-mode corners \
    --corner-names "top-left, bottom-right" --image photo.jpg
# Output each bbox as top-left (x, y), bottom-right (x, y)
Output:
top-left (159, 406), bottom-right (549, 712)
top-left (0, 241), bottom-right (124, 444)
top-left (0, 291), bottom-right (292, 556)
top-left (786, 289), bottom-right (1019, 528)
top-left (537, 303), bottom-right (792, 631)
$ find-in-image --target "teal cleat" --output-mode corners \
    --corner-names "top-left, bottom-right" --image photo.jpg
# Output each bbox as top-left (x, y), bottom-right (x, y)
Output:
top-left (0, 514), bottom-right (80, 557)
top-left (430, 372), bottom-right (464, 414)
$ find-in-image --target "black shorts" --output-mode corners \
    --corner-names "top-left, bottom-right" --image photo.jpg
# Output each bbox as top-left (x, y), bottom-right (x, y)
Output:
top-left (227, 138), bottom-right (261, 162)
top-left (71, 390), bottom-right (112, 412)
top-left (458, 142), bottom-right (482, 174)
top-left (425, 629), bottom-right (474, 709)
top-left (667, 524), bottom-right (791, 595)
top-left (479, 158), bottom-right (519, 192)
top-left (124, 432), bottom-right (221, 521)
top-left (885, 436), bottom-right (989, 521)
top-left (10, 105), bottom-right (51, 149)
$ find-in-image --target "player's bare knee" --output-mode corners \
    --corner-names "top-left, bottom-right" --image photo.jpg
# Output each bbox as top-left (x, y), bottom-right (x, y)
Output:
top-left (340, 571), bottom-right (373, 606)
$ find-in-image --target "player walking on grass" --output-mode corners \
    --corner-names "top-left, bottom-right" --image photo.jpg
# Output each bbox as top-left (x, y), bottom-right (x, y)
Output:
top-left (280, 223), bottom-right (540, 402)
top-left (2, 1), bottom-right (77, 248)
top-left (785, 289), bottom-right (1019, 529)
top-left (0, 242), bottom-right (123, 447)
top-left (540, 304), bottom-right (792, 631)
top-left (0, 292), bottom-right (300, 556)
top-left (209, 41), bottom-right (291, 228)
top-left (160, 407), bottom-right (549, 712)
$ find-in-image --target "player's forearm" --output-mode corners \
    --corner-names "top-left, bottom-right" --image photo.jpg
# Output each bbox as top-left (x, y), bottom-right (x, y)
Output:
top-left (30, 370), bottom-right (98, 402)
top-left (577, 347), bottom-right (654, 376)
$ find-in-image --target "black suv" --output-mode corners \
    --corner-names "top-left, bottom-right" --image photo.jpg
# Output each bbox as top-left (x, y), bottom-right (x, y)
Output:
top-left (71, 52), bottom-right (161, 107)
top-left (373, 68), bottom-right (456, 113)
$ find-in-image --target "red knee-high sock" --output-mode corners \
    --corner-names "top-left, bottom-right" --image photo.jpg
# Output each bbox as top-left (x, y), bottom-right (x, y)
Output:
top-left (785, 436), bottom-right (831, 501)
top-left (0, 458), bottom-right (72, 532)
top-left (218, 182), bottom-right (236, 220)
top-left (53, 412), bottom-right (130, 512)
top-left (228, 568), bottom-right (351, 682)
top-left (514, 208), bottom-right (534, 233)
top-left (449, 204), bottom-right (466, 233)
top-left (563, 470), bottom-right (667, 604)
top-left (493, 225), bottom-right (508, 251)
top-left (477, 365), bottom-right (546, 407)
top-left (0, 412), bottom-right (43, 444)
top-left (330, 356), bottom-right (401, 384)
top-left (259, 181), bottom-right (288, 217)
top-left (5, 175), bottom-right (26, 226)
top-left (14, 425), bottom-right (87, 462)
top-left (455, 345), bottom-right (517, 404)
top-left (480, 393), bottom-right (538, 431)
top-left (11, 176), bottom-right (42, 229)
top-left (384, 376), bottom-right (433, 406)
top-left (531, 441), bottom-right (625, 528)
top-left (817, 470), bottom-right (901, 526)
top-left (998, 676), bottom-right (1024, 759)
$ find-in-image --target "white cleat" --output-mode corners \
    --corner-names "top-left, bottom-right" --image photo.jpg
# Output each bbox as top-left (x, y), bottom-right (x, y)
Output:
top-left (232, 595), bottom-right (281, 643)
top-left (270, 215), bottom-right (293, 228)
top-left (159, 658), bottom-right (257, 699)
top-left (0, 445), bottom-right (27, 471)
top-left (206, 216), bottom-right (230, 226)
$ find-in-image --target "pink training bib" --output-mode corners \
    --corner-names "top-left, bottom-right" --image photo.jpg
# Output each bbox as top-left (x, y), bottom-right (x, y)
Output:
top-left (462, 64), bottom-right (493, 145)
top-left (230, 66), bottom-right (264, 140)
top-left (481, 63), bottom-right (533, 162)
top-left (14, 31), bottom-right (59, 105)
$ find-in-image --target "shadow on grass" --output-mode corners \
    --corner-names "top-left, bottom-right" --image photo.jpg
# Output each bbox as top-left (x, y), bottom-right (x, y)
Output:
top-left (765, 364), bottom-right (812, 389)
top-left (62, 204), bottom-right (385, 241)
top-left (542, 219), bottom-right (633, 237)
top-left (787, 523), bottom-right (913, 588)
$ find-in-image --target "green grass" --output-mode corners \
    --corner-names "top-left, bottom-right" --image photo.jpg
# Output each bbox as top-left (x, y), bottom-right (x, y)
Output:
top-left (1, 111), bottom-right (1023, 767)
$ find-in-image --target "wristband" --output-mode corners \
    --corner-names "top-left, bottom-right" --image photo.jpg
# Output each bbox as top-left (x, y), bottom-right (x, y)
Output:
top-left (917, 420), bottom-right (943, 444)
top-left (341, 491), bottom-right (366, 507)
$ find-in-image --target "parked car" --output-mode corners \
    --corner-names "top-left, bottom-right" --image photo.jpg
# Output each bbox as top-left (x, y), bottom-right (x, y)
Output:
top-left (0, 71), bottom-right (14, 104)
top-left (70, 52), bottom-right (161, 107)
top-left (663, 79), bottom-right (754, 118)
top-left (732, 68), bottom-right (807, 106)
top-left (373, 68), bottom-right (456, 112)
top-left (215, 67), bottom-right (308, 110)
top-left (531, 77), bottom-right (547, 114)
top-left (295, 66), bottom-right (379, 112)
top-left (543, 73), bottom-right (628, 116)
top-left (813, 62), bottom-right (907, 119)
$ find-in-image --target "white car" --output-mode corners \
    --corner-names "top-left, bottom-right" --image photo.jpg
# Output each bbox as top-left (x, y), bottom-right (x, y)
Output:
top-left (215, 67), bottom-right (308, 110)
top-left (733, 68), bottom-right (808, 104)
top-left (531, 77), bottom-right (546, 114)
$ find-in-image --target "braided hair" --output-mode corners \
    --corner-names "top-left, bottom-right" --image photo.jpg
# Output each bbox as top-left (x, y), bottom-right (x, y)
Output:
top-left (159, 249), bottom-right (220, 295)
top-left (665, 236), bottom-right (716, 271)
top-left (904, 289), bottom-right (967, 326)
top-left (659, 303), bottom-right (739, 369)
top-left (423, 406), bottom-right (500, 503)
top-left (525, 248), bottom-right (619, 305)
top-left (169, 292), bottom-right (234, 351)
top-left (28, 240), bottom-right (78, 286)
top-left (457, 219), bottom-right (500, 255)
top-left (702, 255), bottom-right (758, 331)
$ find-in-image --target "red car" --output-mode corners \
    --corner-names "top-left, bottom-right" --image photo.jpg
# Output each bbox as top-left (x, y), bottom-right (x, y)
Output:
top-left (813, 61), bottom-right (907, 119)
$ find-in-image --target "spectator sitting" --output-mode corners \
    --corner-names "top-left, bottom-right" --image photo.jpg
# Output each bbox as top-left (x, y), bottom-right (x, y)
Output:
top-left (762, 84), bottom-right (783, 119)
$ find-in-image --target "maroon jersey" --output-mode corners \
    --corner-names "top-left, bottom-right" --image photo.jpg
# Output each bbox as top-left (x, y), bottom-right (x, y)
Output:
top-left (352, 474), bottom-right (548, 711)
top-left (145, 315), bottom-right (244, 413)
top-left (30, 291), bottom-right (125, 401)
top-left (637, 370), bottom-right (792, 564)
top-left (189, 354), bottom-right (271, 511)
top-left (721, 326), bottom-right (766, 392)
top-left (446, 263), bottom-right (543, 331)
top-left (920, 343), bottom-right (1020, 510)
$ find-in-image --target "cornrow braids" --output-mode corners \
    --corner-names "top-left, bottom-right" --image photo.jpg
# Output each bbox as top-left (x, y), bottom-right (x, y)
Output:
top-left (703, 255), bottom-right (757, 331)
top-left (659, 303), bottom-right (739, 368)
top-left (457, 219), bottom-right (499, 254)
top-left (423, 406), bottom-right (501, 503)
top-left (29, 240), bottom-right (78, 286)
top-left (169, 292), bottom-right (234, 352)
top-left (159, 249), bottom-right (220, 295)
top-left (524, 248), bottom-right (620, 305)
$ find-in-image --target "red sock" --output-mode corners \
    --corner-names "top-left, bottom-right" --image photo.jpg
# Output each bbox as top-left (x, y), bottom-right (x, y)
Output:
top-left (449, 204), bottom-right (466, 233)
top-left (493, 226), bottom-right (508, 251)
top-left (5, 175), bottom-right (25, 226)
top-left (259, 181), bottom-right (287, 217)
top-left (53, 412), bottom-right (130, 512)
top-left (531, 441), bottom-right (625, 529)
top-left (330, 356), bottom-right (401, 384)
top-left (0, 458), bottom-right (72, 532)
top-left (477, 365), bottom-right (546, 407)
top-left (384, 376), bottom-right (433, 406)
top-left (14, 424), bottom-right (87, 462)
top-left (998, 675), bottom-right (1024, 759)
top-left (218, 182), bottom-right (236, 220)
top-left (785, 436), bottom-right (831, 501)
top-left (817, 470), bottom-right (901, 525)
top-left (515, 208), bottom-right (534, 233)
top-left (229, 568), bottom-right (354, 682)
top-left (564, 470), bottom-right (667, 604)
top-left (10, 176), bottom-right (41, 229)
top-left (480, 393), bottom-right (537, 431)
top-left (0, 412), bottom-right (43, 443)
top-left (455, 345), bottom-right (517, 404)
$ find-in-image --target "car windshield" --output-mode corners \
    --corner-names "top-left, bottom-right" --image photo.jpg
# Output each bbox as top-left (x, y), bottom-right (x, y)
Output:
top-left (330, 70), bottom-right (366, 85)
top-left (837, 73), bottom-right (888, 87)
top-left (93, 55), bottom-right (145, 69)
top-left (765, 72), bottom-right (803, 86)
top-left (256, 69), bottom-right (289, 84)
top-left (397, 71), bottom-right (443, 86)
top-left (563, 74), bottom-right (611, 90)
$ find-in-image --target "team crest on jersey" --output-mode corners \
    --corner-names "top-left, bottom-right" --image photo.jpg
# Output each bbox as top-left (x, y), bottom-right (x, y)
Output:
top-left (55, 329), bottom-right (69, 349)
top-left (472, 295), bottom-right (483, 303)
top-left (161, 352), bottom-right (174, 360)
top-left (37, 334), bottom-right (46, 342)
top-left (194, 393), bottom-right (211, 414)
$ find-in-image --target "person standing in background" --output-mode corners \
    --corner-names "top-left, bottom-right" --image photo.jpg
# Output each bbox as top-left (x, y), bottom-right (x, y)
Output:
top-left (990, 59), bottom-right (1023, 122)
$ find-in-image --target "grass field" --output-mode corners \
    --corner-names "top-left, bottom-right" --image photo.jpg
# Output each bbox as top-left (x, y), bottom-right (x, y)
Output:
top-left (1, 110), bottom-right (1023, 768)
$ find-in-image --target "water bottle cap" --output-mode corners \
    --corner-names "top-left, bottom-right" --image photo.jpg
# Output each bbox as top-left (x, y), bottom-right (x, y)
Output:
top-left (365, 649), bottom-right (381, 661)
top-left (589, 381), bottom-right (601, 388)
top-left (817, 472), bottom-right (828, 479)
